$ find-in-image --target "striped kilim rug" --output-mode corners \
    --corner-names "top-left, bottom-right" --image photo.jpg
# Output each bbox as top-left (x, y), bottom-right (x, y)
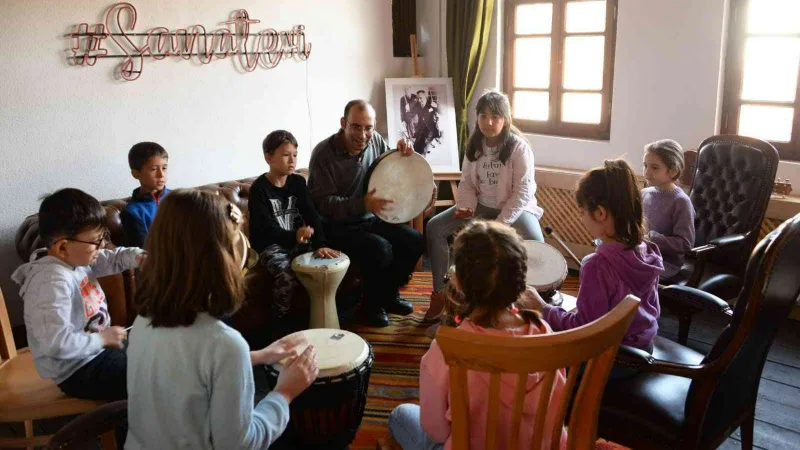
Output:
top-left (346, 272), bottom-right (628, 449)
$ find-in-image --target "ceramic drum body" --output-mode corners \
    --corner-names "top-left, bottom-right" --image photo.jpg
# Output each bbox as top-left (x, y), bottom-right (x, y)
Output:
top-left (292, 252), bottom-right (350, 329)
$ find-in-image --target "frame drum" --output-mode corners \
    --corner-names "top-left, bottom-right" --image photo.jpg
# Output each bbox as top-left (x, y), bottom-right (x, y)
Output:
top-left (364, 150), bottom-right (434, 224)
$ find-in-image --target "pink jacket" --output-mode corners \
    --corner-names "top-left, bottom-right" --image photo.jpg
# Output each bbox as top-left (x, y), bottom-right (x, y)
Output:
top-left (420, 320), bottom-right (568, 450)
top-left (457, 134), bottom-right (544, 224)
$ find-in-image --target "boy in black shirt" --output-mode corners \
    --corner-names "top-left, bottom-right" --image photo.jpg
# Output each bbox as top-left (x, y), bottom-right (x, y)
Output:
top-left (249, 130), bottom-right (340, 331)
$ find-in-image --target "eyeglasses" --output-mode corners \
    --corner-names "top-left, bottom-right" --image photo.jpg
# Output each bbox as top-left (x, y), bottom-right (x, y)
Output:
top-left (65, 229), bottom-right (110, 249)
top-left (347, 123), bottom-right (374, 136)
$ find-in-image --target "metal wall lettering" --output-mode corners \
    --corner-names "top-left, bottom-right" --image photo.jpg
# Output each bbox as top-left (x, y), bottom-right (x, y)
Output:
top-left (69, 3), bottom-right (312, 81)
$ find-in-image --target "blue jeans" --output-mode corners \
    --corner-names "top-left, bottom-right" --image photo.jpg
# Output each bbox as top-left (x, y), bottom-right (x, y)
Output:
top-left (388, 404), bottom-right (444, 450)
top-left (426, 205), bottom-right (544, 292)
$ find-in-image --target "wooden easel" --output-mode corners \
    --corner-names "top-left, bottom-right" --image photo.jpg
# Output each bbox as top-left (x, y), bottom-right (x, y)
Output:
top-left (410, 34), bottom-right (422, 77)
top-left (408, 34), bottom-right (463, 269)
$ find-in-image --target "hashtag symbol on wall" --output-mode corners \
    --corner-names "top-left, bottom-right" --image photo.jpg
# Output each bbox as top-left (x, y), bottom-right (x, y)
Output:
top-left (71, 23), bottom-right (108, 66)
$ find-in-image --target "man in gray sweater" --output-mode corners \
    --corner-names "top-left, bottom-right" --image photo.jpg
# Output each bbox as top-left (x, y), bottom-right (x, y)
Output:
top-left (308, 100), bottom-right (424, 327)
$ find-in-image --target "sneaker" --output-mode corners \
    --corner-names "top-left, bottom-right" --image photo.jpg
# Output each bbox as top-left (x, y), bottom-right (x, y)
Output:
top-left (423, 291), bottom-right (446, 323)
top-left (385, 296), bottom-right (414, 316)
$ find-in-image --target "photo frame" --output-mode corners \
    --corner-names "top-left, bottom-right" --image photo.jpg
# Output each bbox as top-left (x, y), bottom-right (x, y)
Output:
top-left (385, 77), bottom-right (460, 173)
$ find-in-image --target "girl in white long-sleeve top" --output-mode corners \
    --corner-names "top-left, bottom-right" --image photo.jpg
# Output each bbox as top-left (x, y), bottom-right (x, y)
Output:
top-left (424, 90), bottom-right (544, 323)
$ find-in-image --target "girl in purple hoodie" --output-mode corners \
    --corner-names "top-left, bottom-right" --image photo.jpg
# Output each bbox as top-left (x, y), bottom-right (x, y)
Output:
top-left (527, 159), bottom-right (664, 353)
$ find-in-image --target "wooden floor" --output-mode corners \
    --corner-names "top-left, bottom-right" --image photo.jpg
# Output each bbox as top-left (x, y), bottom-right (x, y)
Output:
top-left (658, 310), bottom-right (800, 450)
top-left (3, 308), bottom-right (799, 449)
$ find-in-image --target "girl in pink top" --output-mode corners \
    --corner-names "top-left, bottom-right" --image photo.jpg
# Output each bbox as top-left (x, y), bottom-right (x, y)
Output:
top-left (424, 91), bottom-right (544, 325)
top-left (388, 221), bottom-right (567, 450)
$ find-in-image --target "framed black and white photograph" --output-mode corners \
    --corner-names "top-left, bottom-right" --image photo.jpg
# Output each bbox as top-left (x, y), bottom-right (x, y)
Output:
top-left (385, 77), bottom-right (460, 173)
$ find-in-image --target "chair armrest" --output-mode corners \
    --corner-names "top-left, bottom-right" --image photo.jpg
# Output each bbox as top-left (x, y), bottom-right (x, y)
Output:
top-left (690, 233), bottom-right (747, 257)
top-left (614, 345), bottom-right (705, 379)
top-left (708, 233), bottom-right (747, 248)
top-left (659, 285), bottom-right (733, 315)
top-left (685, 233), bottom-right (748, 286)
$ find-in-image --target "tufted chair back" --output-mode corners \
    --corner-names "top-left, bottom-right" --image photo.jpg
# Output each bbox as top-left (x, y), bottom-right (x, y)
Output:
top-left (689, 135), bottom-right (779, 274)
top-left (15, 177), bottom-right (258, 261)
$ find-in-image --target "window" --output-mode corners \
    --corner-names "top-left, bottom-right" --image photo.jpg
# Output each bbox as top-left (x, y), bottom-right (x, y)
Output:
top-left (504, 0), bottom-right (618, 140)
top-left (722, 0), bottom-right (800, 161)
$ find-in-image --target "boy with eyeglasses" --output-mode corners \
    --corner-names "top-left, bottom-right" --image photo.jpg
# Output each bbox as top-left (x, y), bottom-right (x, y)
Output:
top-left (12, 188), bottom-right (145, 401)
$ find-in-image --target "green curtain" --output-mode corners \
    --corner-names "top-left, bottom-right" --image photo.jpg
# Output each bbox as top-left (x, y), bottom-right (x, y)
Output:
top-left (447, 0), bottom-right (495, 164)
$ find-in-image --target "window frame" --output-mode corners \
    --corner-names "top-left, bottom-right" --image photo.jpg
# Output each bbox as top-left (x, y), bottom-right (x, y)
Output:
top-left (721, 0), bottom-right (800, 161)
top-left (503, 0), bottom-right (618, 141)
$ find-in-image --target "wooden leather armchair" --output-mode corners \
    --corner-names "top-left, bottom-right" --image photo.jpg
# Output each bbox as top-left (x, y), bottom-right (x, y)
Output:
top-left (664, 135), bottom-right (779, 344)
top-left (598, 213), bottom-right (800, 449)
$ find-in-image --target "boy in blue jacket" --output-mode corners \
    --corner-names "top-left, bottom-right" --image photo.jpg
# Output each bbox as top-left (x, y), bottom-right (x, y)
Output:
top-left (121, 142), bottom-right (169, 248)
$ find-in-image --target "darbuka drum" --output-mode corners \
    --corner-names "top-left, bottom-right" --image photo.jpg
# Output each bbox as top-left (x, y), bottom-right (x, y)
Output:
top-left (265, 329), bottom-right (374, 449)
top-left (364, 150), bottom-right (434, 223)
top-left (523, 240), bottom-right (568, 306)
top-left (292, 252), bottom-right (350, 329)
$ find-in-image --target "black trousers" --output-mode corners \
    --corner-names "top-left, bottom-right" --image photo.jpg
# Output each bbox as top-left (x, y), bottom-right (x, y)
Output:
top-left (58, 348), bottom-right (127, 401)
top-left (326, 217), bottom-right (424, 312)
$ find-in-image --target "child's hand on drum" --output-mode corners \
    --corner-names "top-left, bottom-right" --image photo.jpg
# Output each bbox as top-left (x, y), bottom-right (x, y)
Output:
top-left (275, 345), bottom-right (319, 403)
top-left (519, 287), bottom-right (547, 312)
top-left (251, 333), bottom-right (307, 366)
top-left (315, 247), bottom-right (341, 259)
top-left (296, 226), bottom-right (314, 244)
top-left (454, 207), bottom-right (474, 219)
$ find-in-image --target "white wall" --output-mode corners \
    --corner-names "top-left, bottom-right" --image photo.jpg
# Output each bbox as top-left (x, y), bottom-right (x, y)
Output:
top-left (467, 0), bottom-right (800, 181)
top-left (0, 0), bottom-right (415, 324)
top-left (416, 0), bottom-right (446, 78)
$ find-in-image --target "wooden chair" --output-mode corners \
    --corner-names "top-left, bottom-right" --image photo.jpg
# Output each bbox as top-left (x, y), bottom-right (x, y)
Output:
top-left (0, 287), bottom-right (114, 449)
top-left (378, 296), bottom-right (640, 450)
top-left (599, 213), bottom-right (800, 449)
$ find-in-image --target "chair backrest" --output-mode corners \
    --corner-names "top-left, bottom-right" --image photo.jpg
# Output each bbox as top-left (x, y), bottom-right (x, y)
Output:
top-left (686, 213), bottom-right (800, 448)
top-left (0, 287), bottom-right (17, 362)
top-left (14, 177), bottom-right (259, 261)
top-left (48, 400), bottom-right (128, 449)
top-left (689, 135), bottom-right (779, 271)
top-left (436, 296), bottom-right (640, 450)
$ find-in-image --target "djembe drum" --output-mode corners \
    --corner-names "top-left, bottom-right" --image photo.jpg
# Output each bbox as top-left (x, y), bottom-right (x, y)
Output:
top-left (292, 252), bottom-right (350, 329)
top-left (523, 240), bottom-right (568, 306)
top-left (265, 329), bottom-right (374, 449)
